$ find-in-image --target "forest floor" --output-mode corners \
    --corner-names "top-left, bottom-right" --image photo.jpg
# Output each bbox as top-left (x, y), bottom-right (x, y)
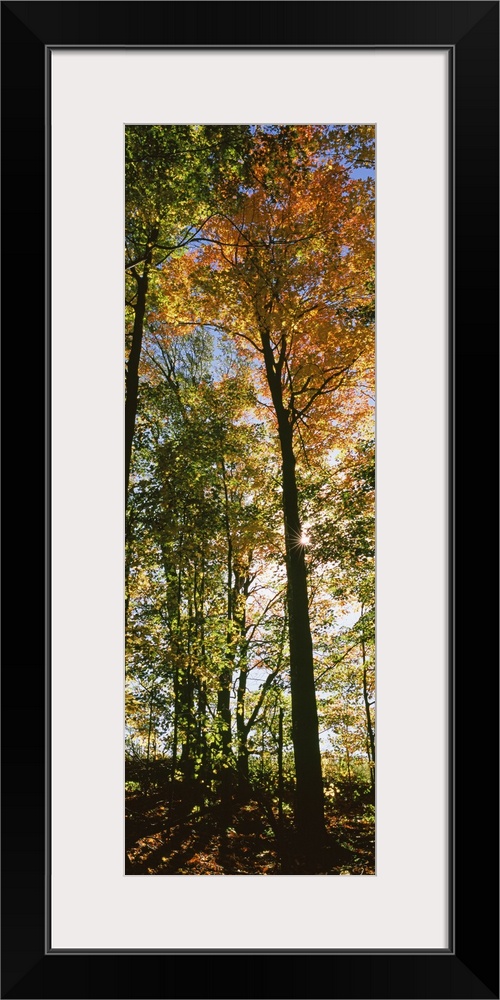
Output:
top-left (125, 789), bottom-right (375, 876)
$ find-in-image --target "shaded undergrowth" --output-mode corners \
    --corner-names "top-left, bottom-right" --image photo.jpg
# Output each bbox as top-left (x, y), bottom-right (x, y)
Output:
top-left (125, 787), bottom-right (375, 876)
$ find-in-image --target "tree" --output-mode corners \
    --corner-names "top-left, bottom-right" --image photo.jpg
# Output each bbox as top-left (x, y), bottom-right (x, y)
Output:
top-left (183, 125), bottom-right (375, 847)
top-left (127, 326), bottom-right (286, 799)
top-left (125, 125), bottom-right (252, 498)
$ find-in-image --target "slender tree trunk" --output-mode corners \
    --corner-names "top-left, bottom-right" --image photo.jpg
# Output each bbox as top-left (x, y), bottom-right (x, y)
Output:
top-left (360, 607), bottom-right (375, 795)
top-left (234, 566), bottom-right (250, 793)
top-left (218, 461), bottom-right (233, 761)
top-left (260, 329), bottom-right (325, 848)
top-left (125, 510), bottom-right (134, 631)
top-left (217, 677), bottom-right (232, 762)
top-left (182, 600), bottom-right (194, 781)
top-left (192, 563), bottom-right (206, 780)
top-left (236, 664), bottom-right (249, 788)
top-left (168, 557), bottom-right (183, 826)
top-left (194, 557), bottom-right (210, 784)
top-left (278, 707), bottom-right (284, 830)
top-left (345, 737), bottom-right (352, 790)
top-left (196, 678), bottom-right (208, 786)
top-left (217, 671), bottom-right (232, 759)
top-left (145, 689), bottom-right (154, 792)
top-left (168, 662), bottom-right (179, 827)
top-left (125, 267), bottom-right (149, 500)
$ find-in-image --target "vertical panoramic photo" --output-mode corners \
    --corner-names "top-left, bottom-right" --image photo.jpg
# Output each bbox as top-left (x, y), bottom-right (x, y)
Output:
top-left (125, 125), bottom-right (375, 875)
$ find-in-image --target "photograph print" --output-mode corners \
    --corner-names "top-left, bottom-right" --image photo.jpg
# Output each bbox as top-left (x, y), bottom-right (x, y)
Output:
top-left (125, 125), bottom-right (375, 876)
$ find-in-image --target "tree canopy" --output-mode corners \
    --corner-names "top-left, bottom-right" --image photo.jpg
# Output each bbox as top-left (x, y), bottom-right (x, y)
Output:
top-left (125, 124), bottom-right (375, 875)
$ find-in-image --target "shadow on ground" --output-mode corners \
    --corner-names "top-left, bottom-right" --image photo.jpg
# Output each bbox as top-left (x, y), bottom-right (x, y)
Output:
top-left (125, 792), bottom-right (375, 876)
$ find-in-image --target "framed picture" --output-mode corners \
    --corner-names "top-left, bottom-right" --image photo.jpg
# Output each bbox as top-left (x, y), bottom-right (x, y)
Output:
top-left (2, 2), bottom-right (498, 998)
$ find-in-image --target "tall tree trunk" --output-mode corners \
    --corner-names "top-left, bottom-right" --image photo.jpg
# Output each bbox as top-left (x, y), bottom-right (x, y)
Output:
top-left (194, 557), bottom-right (210, 784)
top-left (196, 679), bottom-right (208, 786)
top-left (181, 599), bottom-right (194, 781)
top-left (125, 509), bottom-right (135, 631)
top-left (233, 565), bottom-right (251, 792)
top-left (345, 735), bottom-right (352, 790)
top-left (218, 461), bottom-right (233, 761)
top-left (278, 706), bottom-right (284, 830)
top-left (280, 423), bottom-right (325, 844)
top-left (167, 553), bottom-right (183, 825)
top-left (125, 267), bottom-right (149, 500)
top-left (192, 563), bottom-right (205, 776)
top-left (236, 663), bottom-right (249, 788)
top-left (168, 662), bottom-right (179, 827)
top-left (260, 330), bottom-right (325, 847)
top-left (145, 689), bottom-right (154, 793)
top-left (361, 606), bottom-right (375, 796)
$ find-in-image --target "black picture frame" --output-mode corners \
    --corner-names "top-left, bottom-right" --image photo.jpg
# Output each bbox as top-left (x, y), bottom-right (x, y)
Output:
top-left (1, 2), bottom-right (498, 998)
